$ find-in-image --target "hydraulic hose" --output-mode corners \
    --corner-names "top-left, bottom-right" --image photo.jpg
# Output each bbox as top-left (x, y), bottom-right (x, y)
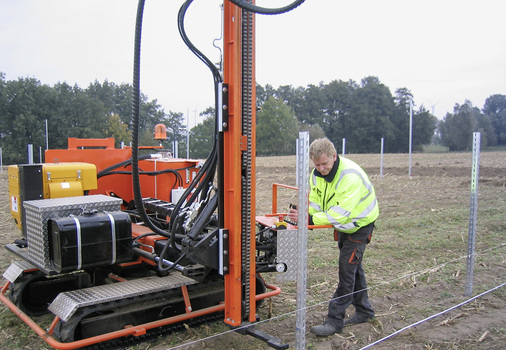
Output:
top-left (178, 0), bottom-right (222, 84)
top-left (172, 0), bottom-right (221, 218)
top-left (153, 0), bottom-right (223, 270)
top-left (132, 0), bottom-right (188, 274)
top-left (131, 0), bottom-right (169, 239)
top-left (100, 168), bottom-right (185, 187)
top-left (96, 154), bottom-right (151, 179)
top-left (227, 0), bottom-right (305, 15)
top-left (130, 0), bottom-right (308, 272)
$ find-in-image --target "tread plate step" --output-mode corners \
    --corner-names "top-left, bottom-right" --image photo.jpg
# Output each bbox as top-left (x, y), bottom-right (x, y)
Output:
top-left (48, 272), bottom-right (196, 322)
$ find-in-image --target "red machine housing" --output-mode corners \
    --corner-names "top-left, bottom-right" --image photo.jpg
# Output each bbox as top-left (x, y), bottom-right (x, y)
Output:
top-left (45, 138), bottom-right (200, 204)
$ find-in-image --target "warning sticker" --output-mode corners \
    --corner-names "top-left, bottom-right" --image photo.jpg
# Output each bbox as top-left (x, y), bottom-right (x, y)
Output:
top-left (11, 196), bottom-right (18, 212)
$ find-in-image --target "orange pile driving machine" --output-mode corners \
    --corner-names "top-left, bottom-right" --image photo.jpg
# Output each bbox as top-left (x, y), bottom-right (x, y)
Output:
top-left (0, 1), bottom-right (305, 349)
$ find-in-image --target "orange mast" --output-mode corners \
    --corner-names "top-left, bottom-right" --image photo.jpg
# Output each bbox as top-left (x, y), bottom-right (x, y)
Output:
top-left (222, 1), bottom-right (257, 326)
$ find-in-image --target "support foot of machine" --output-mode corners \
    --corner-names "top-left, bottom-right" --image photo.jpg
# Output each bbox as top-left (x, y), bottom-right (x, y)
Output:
top-left (238, 324), bottom-right (289, 350)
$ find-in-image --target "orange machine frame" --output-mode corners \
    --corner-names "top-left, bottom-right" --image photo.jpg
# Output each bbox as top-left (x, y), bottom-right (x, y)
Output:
top-left (0, 278), bottom-right (281, 350)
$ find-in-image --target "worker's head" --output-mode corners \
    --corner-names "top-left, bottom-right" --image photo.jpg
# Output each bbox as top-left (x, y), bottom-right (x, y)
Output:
top-left (309, 138), bottom-right (337, 176)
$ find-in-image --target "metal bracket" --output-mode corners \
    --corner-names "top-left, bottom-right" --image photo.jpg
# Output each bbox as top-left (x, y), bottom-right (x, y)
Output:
top-left (220, 83), bottom-right (229, 132)
top-left (220, 228), bottom-right (230, 275)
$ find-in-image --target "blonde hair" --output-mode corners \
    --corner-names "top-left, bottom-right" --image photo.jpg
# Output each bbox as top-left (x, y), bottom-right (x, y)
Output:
top-left (309, 138), bottom-right (337, 160)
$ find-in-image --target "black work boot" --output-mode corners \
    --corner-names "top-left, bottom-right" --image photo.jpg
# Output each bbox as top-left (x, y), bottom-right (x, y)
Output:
top-left (343, 314), bottom-right (375, 326)
top-left (310, 322), bottom-right (342, 337)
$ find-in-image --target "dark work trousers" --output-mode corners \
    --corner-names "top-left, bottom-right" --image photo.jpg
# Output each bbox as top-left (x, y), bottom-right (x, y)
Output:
top-left (327, 223), bottom-right (375, 328)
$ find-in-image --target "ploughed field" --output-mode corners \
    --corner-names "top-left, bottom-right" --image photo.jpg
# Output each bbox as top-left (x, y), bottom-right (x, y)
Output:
top-left (0, 151), bottom-right (505, 349)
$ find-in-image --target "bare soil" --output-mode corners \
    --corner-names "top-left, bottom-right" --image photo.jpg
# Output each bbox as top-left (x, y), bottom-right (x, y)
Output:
top-left (0, 151), bottom-right (505, 350)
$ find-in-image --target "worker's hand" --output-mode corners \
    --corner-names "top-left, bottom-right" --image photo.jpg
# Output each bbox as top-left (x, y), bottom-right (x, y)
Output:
top-left (287, 207), bottom-right (298, 222)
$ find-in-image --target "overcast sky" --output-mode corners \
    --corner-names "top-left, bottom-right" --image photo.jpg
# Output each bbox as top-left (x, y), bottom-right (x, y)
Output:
top-left (1, 0), bottom-right (505, 126)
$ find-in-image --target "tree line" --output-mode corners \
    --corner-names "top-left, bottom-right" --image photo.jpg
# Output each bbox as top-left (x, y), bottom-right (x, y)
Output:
top-left (1, 72), bottom-right (504, 164)
top-left (255, 77), bottom-right (505, 154)
top-left (438, 96), bottom-right (505, 151)
top-left (192, 77), bottom-right (505, 157)
top-left (0, 73), bottom-right (186, 164)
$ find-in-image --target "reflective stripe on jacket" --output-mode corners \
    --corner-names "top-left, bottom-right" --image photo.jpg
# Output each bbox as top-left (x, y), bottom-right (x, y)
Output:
top-left (309, 157), bottom-right (379, 233)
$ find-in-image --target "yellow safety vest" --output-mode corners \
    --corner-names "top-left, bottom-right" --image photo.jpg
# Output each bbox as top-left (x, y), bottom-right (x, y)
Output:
top-left (309, 157), bottom-right (379, 233)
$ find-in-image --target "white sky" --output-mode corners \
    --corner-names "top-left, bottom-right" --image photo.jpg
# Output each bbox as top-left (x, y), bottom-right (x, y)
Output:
top-left (1, 0), bottom-right (505, 126)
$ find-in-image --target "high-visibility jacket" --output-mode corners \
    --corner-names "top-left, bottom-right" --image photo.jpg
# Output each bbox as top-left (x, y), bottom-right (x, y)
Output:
top-left (309, 156), bottom-right (379, 233)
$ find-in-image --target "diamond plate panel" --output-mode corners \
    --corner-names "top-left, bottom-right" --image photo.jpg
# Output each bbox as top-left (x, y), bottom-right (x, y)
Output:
top-left (48, 273), bottom-right (197, 322)
top-left (276, 229), bottom-right (298, 282)
top-left (2, 260), bottom-right (37, 283)
top-left (23, 195), bottom-right (122, 270)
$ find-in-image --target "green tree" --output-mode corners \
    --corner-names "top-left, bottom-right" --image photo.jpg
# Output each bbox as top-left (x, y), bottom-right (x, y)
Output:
top-left (412, 107), bottom-right (438, 151)
top-left (482, 94), bottom-right (506, 145)
top-left (86, 80), bottom-right (132, 126)
top-left (475, 113), bottom-right (496, 147)
top-left (299, 122), bottom-right (326, 143)
top-left (163, 111), bottom-right (186, 144)
top-left (138, 128), bottom-right (159, 148)
top-left (346, 77), bottom-right (396, 153)
top-left (189, 109), bottom-right (216, 159)
top-left (104, 114), bottom-right (132, 147)
top-left (51, 82), bottom-right (108, 147)
top-left (0, 74), bottom-right (198, 163)
top-left (439, 100), bottom-right (477, 151)
top-left (389, 88), bottom-right (413, 153)
top-left (86, 80), bottom-right (163, 132)
top-left (299, 83), bottom-right (326, 127)
top-left (256, 83), bottom-right (277, 105)
top-left (256, 97), bottom-right (298, 156)
top-left (391, 88), bottom-right (438, 152)
top-left (323, 80), bottom-right (355, 145)
top-left (257, 83), bottom-right (306, 127)
top-left (0, 76), bottom-right (57, 163)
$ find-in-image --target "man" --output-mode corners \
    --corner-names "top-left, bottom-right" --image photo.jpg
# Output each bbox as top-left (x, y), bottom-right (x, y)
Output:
top-left (288, 137), bottom-right (379, 337)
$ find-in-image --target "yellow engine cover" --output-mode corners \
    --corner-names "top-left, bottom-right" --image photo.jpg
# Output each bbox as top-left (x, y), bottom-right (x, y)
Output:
top-left (42, 163), bottom-right (97, 198)
top-left (8, 162), bottom-right (98, 229)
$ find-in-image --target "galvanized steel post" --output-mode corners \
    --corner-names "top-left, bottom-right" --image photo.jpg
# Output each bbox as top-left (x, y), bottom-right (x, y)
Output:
top-left (296, 132), bottom-right (309, 349)
top-left (465, 132), bottom-right (480, 296)
top-left (380, 137), bottom-right (384, 178)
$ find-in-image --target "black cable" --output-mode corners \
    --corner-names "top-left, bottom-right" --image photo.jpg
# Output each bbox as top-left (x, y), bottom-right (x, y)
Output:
top-left (227, 0), bottom-right (305, 15)
top-left (100, 168), bottom-right (184, 185)
top-left (131, 0), bottom-right (307, 271)
top-left (177, 0), bottom-right (220, 202)
top-left (159, 252), bottom-right (187, 273)
top-left (129, 0), bottom-right (221, 273)
top-left (255, 225), bottom-right (273, 236)
top-left (178, 0), bottom-right (222, 84)
top-left (131, 0), bottom-right (169, 239)
top-left (96, 154), bottom-right (151, 179)
top-left (169, 0), bottom-right (221, 238)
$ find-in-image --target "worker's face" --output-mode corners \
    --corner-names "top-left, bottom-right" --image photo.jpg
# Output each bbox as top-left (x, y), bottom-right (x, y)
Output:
top-left (312, 153), bottom-right (336, 176)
